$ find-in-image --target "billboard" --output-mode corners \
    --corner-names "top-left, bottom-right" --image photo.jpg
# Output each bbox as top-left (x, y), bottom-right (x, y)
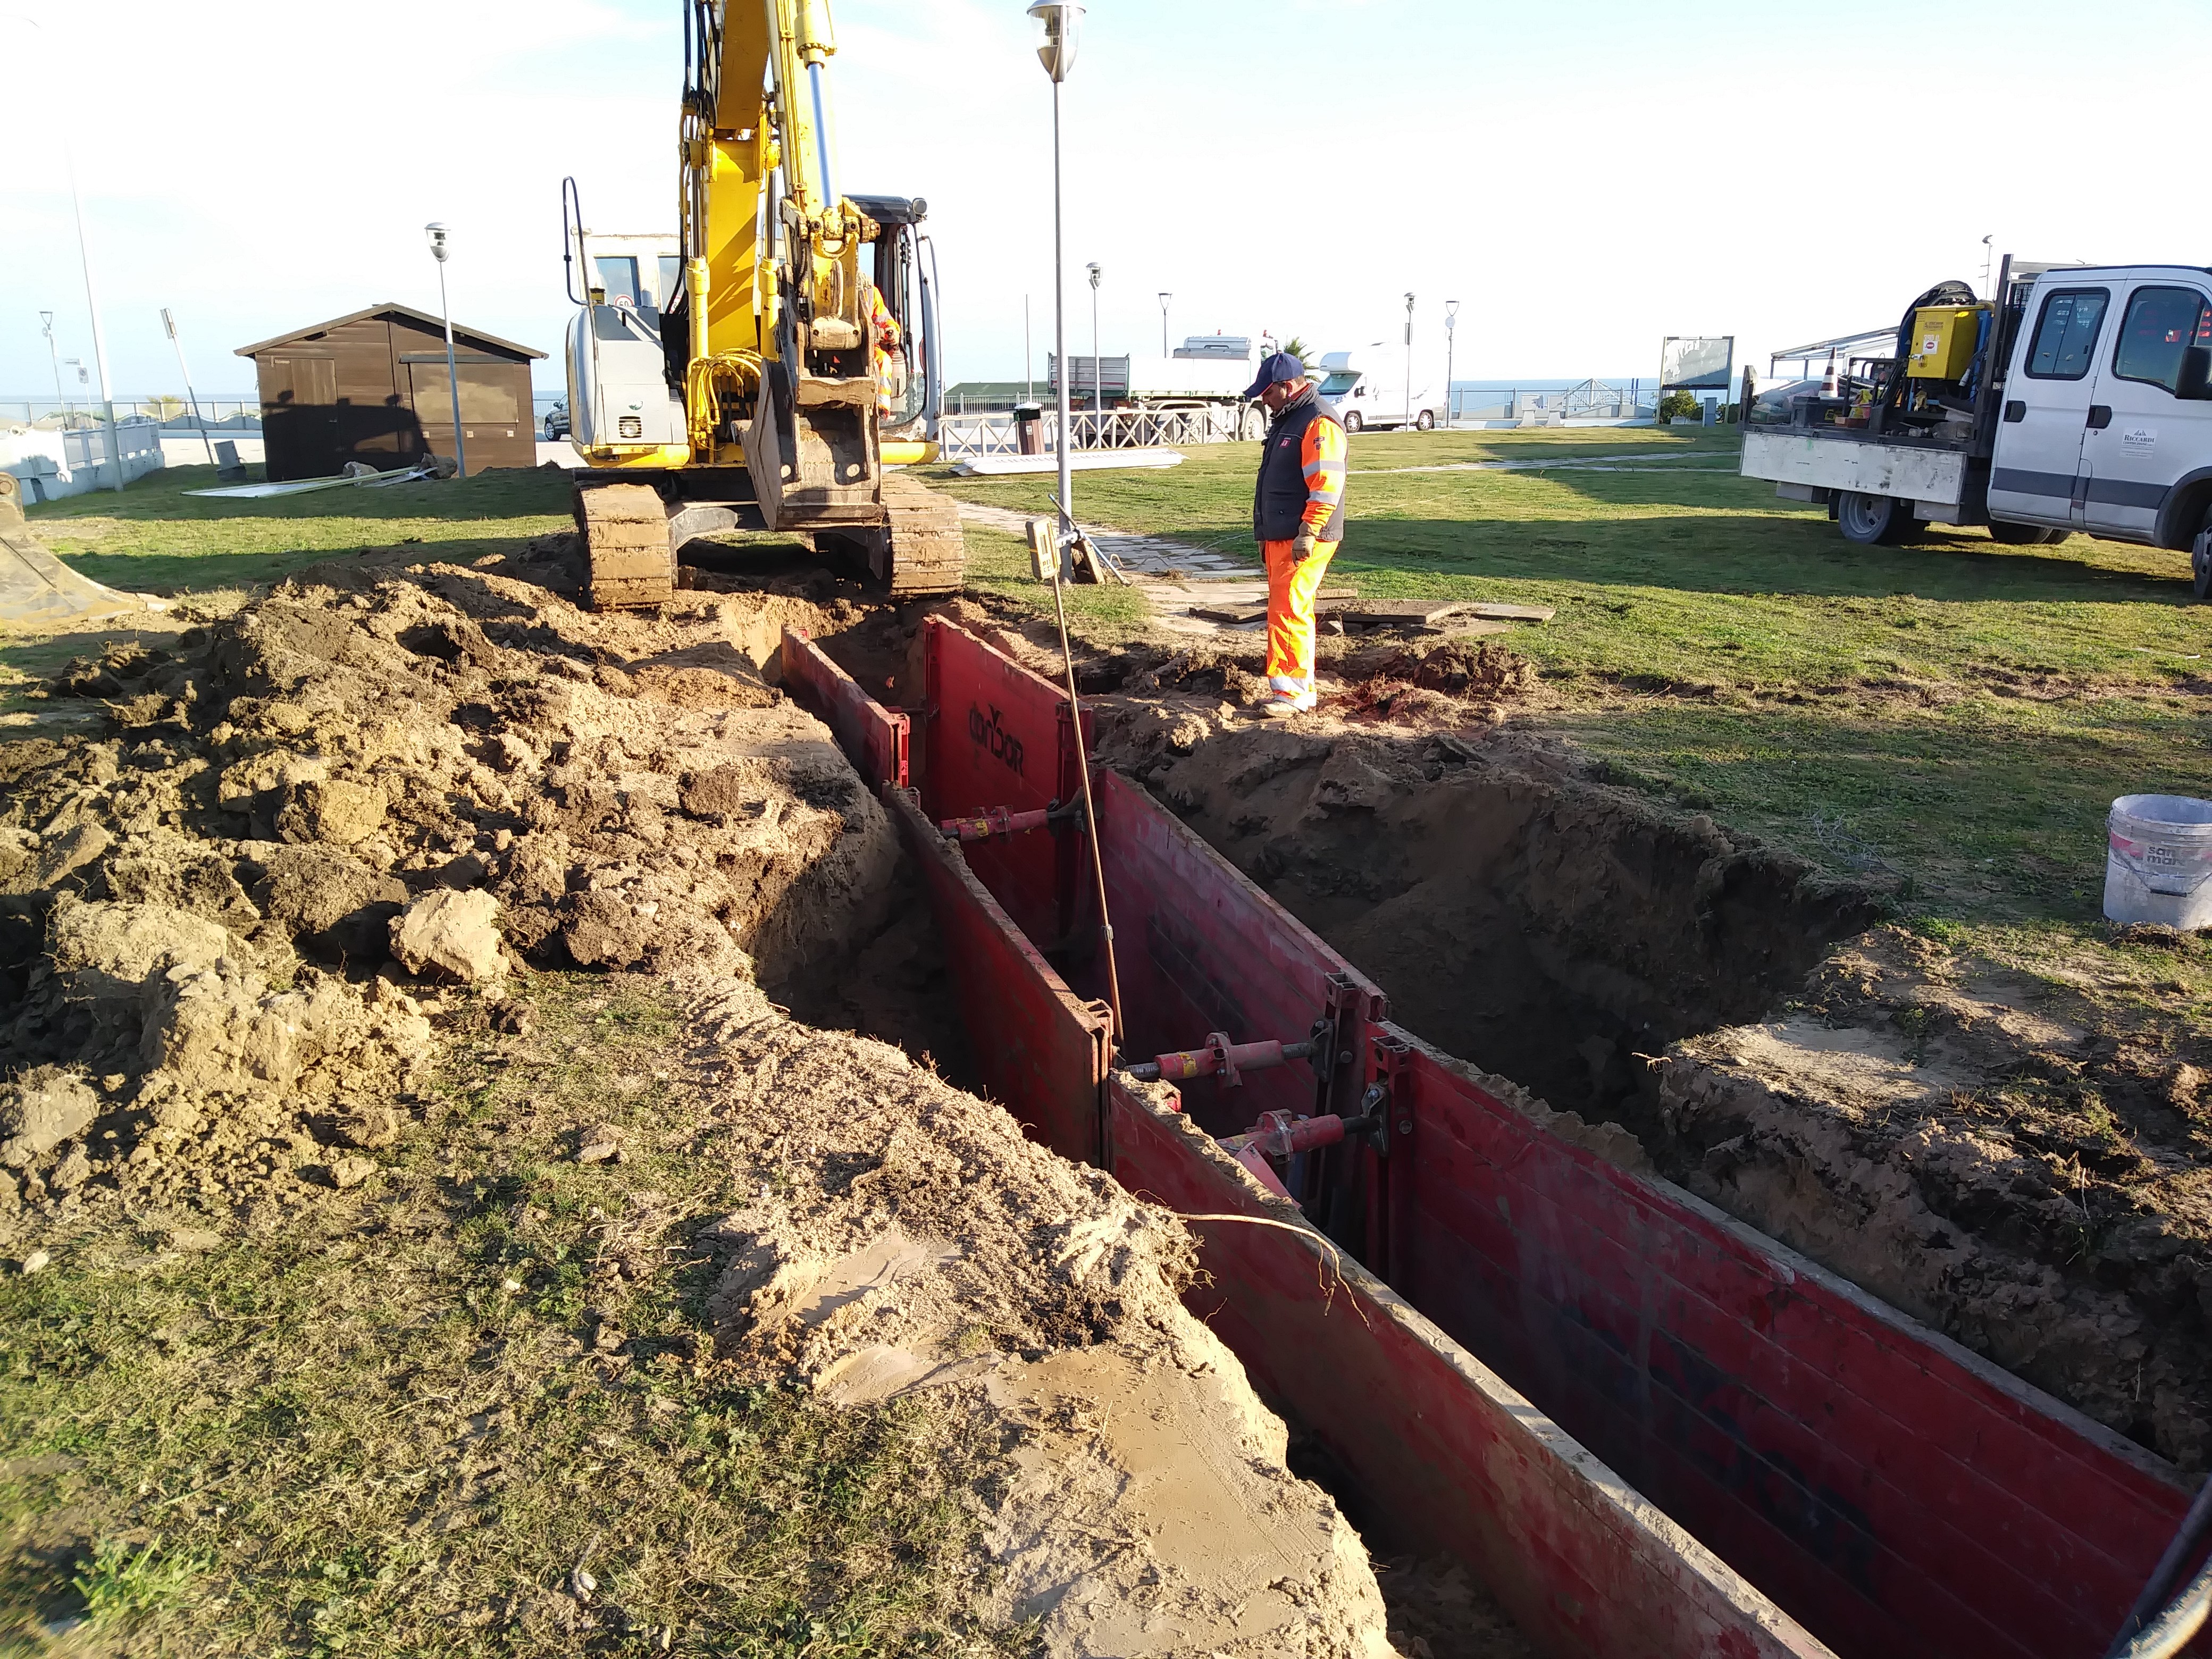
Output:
top-left (1660, 336), bottom-right (1735, 391)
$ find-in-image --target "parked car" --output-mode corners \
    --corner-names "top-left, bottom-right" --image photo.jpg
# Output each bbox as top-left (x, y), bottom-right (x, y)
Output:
top-left (543, 398), bottom-right (570, 441)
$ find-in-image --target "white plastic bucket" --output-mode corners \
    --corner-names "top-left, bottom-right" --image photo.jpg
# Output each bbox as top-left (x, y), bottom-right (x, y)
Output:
top-left (2105, 794), bottom-right (2212, 930)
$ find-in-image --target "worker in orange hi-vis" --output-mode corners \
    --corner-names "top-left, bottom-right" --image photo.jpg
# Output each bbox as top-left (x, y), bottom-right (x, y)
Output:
top-left (862, 282), bottom-right (906, 417)
top-left (1245, 351), bottom-right (1348, 716)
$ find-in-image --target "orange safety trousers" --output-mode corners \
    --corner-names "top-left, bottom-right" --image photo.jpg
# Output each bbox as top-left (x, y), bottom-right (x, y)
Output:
top-left (1261, 537), bottom-right (1338, 685)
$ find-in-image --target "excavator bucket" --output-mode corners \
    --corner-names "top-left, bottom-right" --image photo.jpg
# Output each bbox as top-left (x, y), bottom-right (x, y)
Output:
top-left (0, 472), bottom-right (149, 630)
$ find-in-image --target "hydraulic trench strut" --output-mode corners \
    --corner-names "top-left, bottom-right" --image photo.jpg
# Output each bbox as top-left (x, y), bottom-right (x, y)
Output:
top-left (1121, 971), bottom-right (1388, 1217)
top-left (939, 798), bottom-right (1084, 844)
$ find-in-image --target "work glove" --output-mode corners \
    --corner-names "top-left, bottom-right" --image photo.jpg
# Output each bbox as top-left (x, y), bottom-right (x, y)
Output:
top-left (1291, 526), bottom-right (1319, 560)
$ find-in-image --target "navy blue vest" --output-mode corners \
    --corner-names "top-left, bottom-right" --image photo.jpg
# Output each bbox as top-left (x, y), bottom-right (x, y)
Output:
top-left (1252, 390), bottom-right (1346, 542)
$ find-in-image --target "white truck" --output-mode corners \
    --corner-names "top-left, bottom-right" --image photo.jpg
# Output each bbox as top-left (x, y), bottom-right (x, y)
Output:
top-left (1314, 347), bottom-right (1442, 433)
top-left (1740, 258), bottom-right (2212, 601)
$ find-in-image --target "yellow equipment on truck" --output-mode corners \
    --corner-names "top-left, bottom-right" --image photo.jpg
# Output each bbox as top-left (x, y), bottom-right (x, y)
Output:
top-left (561, 0), bottom-right (962, 609)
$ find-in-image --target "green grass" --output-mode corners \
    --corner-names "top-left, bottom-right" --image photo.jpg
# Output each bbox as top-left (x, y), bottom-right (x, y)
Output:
top-left (931, 425), bottom-right (2212, 999)
top-left (0, 976), bottom-right (1016, 1656)
top-left (23, 464), bottom-right (573, 595)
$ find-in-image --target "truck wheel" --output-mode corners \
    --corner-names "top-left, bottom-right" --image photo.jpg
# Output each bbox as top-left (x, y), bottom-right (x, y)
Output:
top-left (1989, 522), bottom-right (2064, 546)
top-left (1343, 409), bottom-right (1364, 433)
top-left (1416, 409), bottom-right (1435, 431)
top-left (1837, 491), bottom-right (1917, 547)
top-left (2192, 527), bottom-right (2212, 604)
top-left (1238, 405), bottom-right (1267, 441)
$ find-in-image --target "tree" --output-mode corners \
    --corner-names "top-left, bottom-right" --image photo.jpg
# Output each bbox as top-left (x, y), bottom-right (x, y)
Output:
top-left (1281, 336), bottom-right (1315, 369)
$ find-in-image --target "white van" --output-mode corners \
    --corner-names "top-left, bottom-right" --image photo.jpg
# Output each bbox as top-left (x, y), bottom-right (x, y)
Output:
top-left (1741, 260), bottom-right (2212, 600)
top-left (1313, 349), bottom-right (1441, 433)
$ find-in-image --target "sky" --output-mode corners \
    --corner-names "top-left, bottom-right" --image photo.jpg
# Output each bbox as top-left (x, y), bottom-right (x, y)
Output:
top-left (4, 0), bottom-right (2205, 400)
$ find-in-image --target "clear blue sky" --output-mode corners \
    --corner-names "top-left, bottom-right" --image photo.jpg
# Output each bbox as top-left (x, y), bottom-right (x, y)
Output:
top-left (4, 0), bottom-right (2199, 398)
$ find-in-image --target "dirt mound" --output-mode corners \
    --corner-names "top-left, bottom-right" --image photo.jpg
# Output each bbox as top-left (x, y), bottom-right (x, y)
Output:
top-left (683, 982), bottom-right (1394, 1654)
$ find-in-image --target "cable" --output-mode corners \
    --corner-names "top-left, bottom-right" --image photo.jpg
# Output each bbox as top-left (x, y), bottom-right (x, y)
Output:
top-left (2113, 1554), bottom-right (2212, 1659)
top-left (2107, 1470), bottom-right (2212, 1658)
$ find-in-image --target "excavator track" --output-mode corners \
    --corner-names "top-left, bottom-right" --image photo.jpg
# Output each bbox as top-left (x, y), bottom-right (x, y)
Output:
top-left (880, 472), bottom-right (965, 597)
top-left (575, 481), bottom-right (677, 611)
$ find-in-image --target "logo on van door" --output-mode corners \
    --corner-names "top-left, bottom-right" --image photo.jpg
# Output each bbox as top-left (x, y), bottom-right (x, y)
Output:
top-left (2122, 425), bottom-right (2157, 459)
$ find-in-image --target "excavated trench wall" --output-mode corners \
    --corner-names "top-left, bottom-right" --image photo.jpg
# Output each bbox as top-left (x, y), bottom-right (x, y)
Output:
top-left (1144, 725), bottom-right (1884, 1123)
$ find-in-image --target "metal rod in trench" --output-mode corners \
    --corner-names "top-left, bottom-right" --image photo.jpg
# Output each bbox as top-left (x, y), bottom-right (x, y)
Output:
top-left (1043, 539), bottom-right (1124, 1046)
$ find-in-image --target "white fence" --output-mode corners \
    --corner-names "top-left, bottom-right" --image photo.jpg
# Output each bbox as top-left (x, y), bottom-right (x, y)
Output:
top-left (938, 403), bottom-right (1245, 461)
top-left (1, 416), bottom-right (166, 501)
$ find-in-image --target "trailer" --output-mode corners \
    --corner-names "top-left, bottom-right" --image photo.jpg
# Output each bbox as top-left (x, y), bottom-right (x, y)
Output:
top-left (1741, 257), bottom-right (2212, 601)
top-left (1049, 336), bottom-right (1270, 439)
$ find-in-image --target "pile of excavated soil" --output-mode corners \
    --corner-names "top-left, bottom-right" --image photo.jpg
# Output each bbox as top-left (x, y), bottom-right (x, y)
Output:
top-left (685, 979), bottom-right (1394, 1654)
top-left (0, 551), bottom-right (1400, 1653)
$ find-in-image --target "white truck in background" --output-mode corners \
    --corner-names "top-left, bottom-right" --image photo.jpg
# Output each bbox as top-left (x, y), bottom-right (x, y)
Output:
top-left (1740, 257), bottom-right (2212, 601)
top-left (1314, 347), bottom-right (1442, 432)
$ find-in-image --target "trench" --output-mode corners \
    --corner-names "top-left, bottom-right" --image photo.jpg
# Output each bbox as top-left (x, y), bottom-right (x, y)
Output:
top-left (1138, 723), bottom-right (1885, 1136)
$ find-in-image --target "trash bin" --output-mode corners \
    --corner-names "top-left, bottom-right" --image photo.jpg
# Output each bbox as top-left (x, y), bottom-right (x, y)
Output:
top-left (1013, 401), bottom-right (1044, 456)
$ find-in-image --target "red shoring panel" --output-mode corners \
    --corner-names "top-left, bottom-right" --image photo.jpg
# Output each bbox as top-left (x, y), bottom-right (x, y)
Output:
top-left (777, 627), bottom-right (909, 791)
top-left (1382, 1033), bottom-right (2192, 1659)
top-left (884, 787), bottom-right (1111, 1166)
top-left (921, 617), bottom-right (1091, 956)
top-left (1108, 1073), bottom-right (1834, 1659)
top-left (1091, 766), bottom-right (1385, 1134)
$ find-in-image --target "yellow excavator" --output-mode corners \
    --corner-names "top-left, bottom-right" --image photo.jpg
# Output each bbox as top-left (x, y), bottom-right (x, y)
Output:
top-left (561, 0), bottom-right (963, 608)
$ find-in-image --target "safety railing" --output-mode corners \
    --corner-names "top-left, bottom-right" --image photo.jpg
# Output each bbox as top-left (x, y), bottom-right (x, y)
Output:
top-left (937, 403), bottom-right (1242, 460)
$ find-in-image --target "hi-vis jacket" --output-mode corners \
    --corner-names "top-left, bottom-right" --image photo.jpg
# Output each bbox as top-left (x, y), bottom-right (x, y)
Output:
top-left (1252, 388), bottom-right (1348, 541)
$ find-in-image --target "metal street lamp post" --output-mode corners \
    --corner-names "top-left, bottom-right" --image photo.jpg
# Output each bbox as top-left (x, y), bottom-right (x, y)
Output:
top-left (1086, 261), bottom-right (1103, 415)
top-left (1026, 0), bottom-right (1124, 1042)
top-left (161, 307), bottom-right (219, 466)
top-left (39, 312), bottom-right (69, 431)
top-left (1158, 291), bottom-right (1171, 356)
top-left (1444, 298), bottom-right (1460, 429)
top-left (21, 19), bottom-right (124, 490)
top-left (424, 222), bottom-right (468, 479)
top-left (1403, 291), bottom-right (1415, 428)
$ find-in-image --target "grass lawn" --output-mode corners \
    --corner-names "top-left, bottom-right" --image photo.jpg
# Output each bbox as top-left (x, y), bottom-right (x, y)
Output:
top-left (928, 425), bottom-right (2212, 1009)
top-left (0, 977), bottom-right (1015, 1655)
top-left (22, 464), bottom-right (574, 596)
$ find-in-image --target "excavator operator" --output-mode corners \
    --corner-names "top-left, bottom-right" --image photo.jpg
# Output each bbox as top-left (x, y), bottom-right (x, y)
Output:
top-left (863, 281), bottom-right (905, 418)
top-left (1246, 351), bottom-right (1347, 717)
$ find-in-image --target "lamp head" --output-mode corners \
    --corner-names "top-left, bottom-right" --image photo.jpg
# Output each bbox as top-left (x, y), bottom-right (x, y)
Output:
top-left (425, 222), bottom-right (450, 263)
top-left (1086, 262), bottom-right (1102, 289)
top-left (1027, 2), bottom-right (1084, 82)
top-left (1446, 298), bottom-right (1460, 320)
top-left (1404, 291), bottom-right (1415, 312)
top-left (1158, 291), bottom-right (1171, 307)
top-left (39, 311), bottom-right (53, 333)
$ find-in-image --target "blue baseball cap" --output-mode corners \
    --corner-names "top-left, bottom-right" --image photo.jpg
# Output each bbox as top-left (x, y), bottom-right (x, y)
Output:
top-left (1243, 350), bottom-right (1305, 399)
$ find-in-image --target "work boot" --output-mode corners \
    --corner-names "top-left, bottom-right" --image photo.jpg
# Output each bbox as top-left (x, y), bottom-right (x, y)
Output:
top-left (1263, 676), bottom-right (1317, 718)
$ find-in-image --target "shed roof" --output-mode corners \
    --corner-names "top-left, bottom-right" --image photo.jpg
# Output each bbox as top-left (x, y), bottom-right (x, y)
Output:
top-left (234, 303), bottom-right (546, 361)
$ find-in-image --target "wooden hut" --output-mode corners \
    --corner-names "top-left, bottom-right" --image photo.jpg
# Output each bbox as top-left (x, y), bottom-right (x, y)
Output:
top-left (235, 304), bottom-right (545, 480)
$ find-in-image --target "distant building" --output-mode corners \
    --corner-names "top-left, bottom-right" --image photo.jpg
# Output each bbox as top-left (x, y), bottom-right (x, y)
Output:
top-left (235, 304), bottom-right (544, 480)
